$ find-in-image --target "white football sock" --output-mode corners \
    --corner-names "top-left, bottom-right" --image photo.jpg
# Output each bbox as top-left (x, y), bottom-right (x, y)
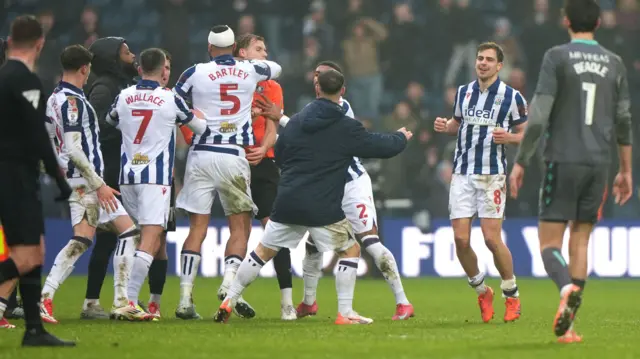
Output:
top-left (83, 299), bottom-right (100, 310)
top-left (221, 255), bottom-right (242, 292)
top-left (469, 272), bottom-right (488, 295)
top-left (127, 250), bottom-right (153, 304)
top-left (179, 251), bottom-right (201, 307)
top-left (302, 248), bottom-right (323, 305)
top-left (500, 277), bottom-right (519, 298)
top-left (42, 237), bottom-right (91, 300)
top-left (0, 299), bottom-right (7, 318)
top-left (335, 257), bottom-right (359, 316)
top-left (227, 251), bottom-right (265, 301)
top-left (280, 288), bottom-right (293, 307)
top-left (364, 237), bottom-right (409, 305)
top-left (113, 230), bottom-right (137, 307)
top-left (149, 294), bottom-right (161, 305)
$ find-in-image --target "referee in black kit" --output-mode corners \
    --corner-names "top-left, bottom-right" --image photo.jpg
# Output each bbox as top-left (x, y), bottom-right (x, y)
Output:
top-left (0, 15), bottom-right (74, 346)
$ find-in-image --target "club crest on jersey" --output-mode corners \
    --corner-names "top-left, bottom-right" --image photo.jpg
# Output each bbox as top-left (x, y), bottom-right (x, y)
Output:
top-left (256, 85), bottom-right (264, 93)
top-left (220, 121), bottom-right (237, 133)
top-left (67, 96), bottom-right (79, 125)
top-left (494, 97), bottom-right (503, 106)
top-left (132, 153), bottom-right (150, 165)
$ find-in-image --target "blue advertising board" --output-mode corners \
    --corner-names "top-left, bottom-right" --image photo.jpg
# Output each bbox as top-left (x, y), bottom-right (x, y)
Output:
top-left (40, 218), bottom-right (640, 278)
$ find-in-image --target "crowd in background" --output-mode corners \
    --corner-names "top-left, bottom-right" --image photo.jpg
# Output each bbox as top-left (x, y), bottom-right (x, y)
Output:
top-left (2, 0), bottom-right (640, 222)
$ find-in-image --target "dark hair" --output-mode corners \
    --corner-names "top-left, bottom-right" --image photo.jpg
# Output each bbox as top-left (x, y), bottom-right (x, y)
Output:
top-left (477, 42), bottom-right (504, 63)
top-left (9, 15), bottom-right (44, 48)
top-left (317, 69), bottom-right (344, 95)
top-left (161, 49), bottom-right (172, 62)
top-left (316, 60), bottom-right (343, 74)
top-left (564, 0), bottom-right (600, 33)
top-left (233, 33), bottom-right (265, 57)
top-left (139, 48), bottom-right (167, 74)
top-left (60, 45), bottom-right (93, 71)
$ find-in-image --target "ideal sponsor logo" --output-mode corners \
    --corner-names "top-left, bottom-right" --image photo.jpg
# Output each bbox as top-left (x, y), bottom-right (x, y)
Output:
top-left (465, 106), bottom-right (496, 126)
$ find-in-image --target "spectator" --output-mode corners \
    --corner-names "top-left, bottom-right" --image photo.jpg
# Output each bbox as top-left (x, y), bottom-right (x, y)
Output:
top-left (161, 0), bottom-right (190, 87)
top-left (383, 3), bottom-right (423, 93)
top-left (520, 0), bottom-right (563, 85)
top-left (507, 67), bottom-right (527, 97)
top-left (342, 17), bottom-right (387, 121)
top-left (35, 9), bottom-right (60, 95)
top-left (237, 14), bottom-right (256, 36)
top-left (71, 6), bottom-right (100, 49)
top-left (303, 0), bottom-right (335, 57)
top-left (405, 81), bottom-right (429, 120)
top-left (254, 0), bottom-right (285, 61)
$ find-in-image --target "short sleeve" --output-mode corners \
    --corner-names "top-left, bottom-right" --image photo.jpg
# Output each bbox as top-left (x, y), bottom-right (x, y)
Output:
top-left (251, 60), bottom-right (282, 82)
top-left (509, 91), bottom-right (528, 126)
top-left (453, 85), bottom-right (464, 122)
top-left (174, 65), bottom-right (196, 100)
top-left (61, 96), bottom-right (83, 132)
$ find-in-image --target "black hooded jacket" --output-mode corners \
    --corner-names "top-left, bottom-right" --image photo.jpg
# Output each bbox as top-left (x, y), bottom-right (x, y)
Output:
top-left (271, 98), bottom-right (408, 227)
top-left (86, 37), bottom-right (136, 149)
top-left (85, 37), bottom-right (136, 188)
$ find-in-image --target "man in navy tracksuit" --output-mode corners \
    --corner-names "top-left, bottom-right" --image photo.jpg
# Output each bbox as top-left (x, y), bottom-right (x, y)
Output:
top-left (214, 69), bottom-right (412, 325)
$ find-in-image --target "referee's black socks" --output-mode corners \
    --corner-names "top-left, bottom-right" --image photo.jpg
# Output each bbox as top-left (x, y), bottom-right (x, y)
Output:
top-left (273, 248), bottom-right (293, 290)
top-left (0, 258), bottom-right (20, 284)
top-left (148, 259), bottom-right (168, 299)
top-left (19, 265), bottom-right (44, 333)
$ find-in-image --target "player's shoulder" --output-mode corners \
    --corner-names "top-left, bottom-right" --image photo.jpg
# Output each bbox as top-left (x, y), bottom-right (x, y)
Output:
top-left (597, 45), bottom-right (625, 66)
top-left (1, 61), bottom-right (41, 91)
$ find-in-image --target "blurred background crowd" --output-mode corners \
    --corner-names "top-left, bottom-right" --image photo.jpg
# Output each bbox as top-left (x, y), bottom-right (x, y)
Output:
top-left (1, 0), bottom-right (639, 225)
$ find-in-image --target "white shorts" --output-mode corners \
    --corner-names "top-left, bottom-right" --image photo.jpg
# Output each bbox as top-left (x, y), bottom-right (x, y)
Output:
top-left (68, 183), bottom-right (128, 228)
top-left (261, 219), bottom-right (356, 253)
top-left (176, 146), bottom-right (258, 216)
top-left (120, 184), bottom-right (171, 227)
top-left (342, 174), bottom-right (377, 234)
top-left (449, 174), bottom-right (506, 220)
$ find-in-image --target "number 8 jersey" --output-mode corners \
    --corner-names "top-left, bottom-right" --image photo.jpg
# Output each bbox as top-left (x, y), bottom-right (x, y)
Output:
top-left (173, 54), bottom-right (281, 147)
top-left (106, 79), bottom-right (195, 186)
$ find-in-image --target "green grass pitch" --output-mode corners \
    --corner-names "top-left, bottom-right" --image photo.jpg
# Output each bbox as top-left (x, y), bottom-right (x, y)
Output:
top-left (2, 277), bottom-right (640, 358)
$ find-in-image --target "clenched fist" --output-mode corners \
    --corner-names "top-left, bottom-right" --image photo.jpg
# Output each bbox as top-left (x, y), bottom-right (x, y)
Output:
top-left (434, 117), bottom-right (448, 133)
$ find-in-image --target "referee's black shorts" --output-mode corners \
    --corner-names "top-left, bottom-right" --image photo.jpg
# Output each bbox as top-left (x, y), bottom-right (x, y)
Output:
top-left (250, 157), bottom-right (279, 220)
top-left (0, 163), bottom-right (44, 246)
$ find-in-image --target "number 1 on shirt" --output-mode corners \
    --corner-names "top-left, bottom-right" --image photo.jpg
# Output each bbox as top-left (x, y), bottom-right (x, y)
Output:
top-left (582, 82), bottom-right (596, 126)
top-left (132, 109), bottom-right (153, 144)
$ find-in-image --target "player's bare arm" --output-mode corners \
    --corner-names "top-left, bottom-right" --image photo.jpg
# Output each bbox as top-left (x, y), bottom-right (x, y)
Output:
top-left (493, 122), bottom-right (527, 145)
top-left (433, 117), bottom-right (460, 136)
top-left (254, 94), bottom-right (284, 123)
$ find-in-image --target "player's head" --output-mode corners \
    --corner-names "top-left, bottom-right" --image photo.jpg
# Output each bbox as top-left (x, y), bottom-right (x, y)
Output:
top-left (314, 61), bottom-right (343, 87)
top-left (208, 25), bottom-right (235, 57)
top-left (7, 15), bottom-right (45, 57)
top-left (160, 49), bottom-right (171, 87)
top-left (60, 45), bottom-right (93, 84)
top-left (316, 68), bottom-right (345, 98)
top-left (233, 33), bottom-right (267, 60)
top-left (139, 48), bottom-right (170, 84)
top-left (475, 42), bottom-right (504, 82)
top-left (563, 0), bottom-right (600, 34)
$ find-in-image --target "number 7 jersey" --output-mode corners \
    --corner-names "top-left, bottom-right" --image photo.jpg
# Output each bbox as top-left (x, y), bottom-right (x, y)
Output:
top-left (173, 54), bottom-right (281, 147)
top-left (107, 79), bottom-right (194, 186)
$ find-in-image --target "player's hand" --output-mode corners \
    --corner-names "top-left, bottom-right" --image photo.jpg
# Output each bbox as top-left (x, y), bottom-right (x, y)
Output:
top-left (509, 163), bottom-right (525, 199)
top-left (492, 127), bottom-right (510, 144)
top-left (251, 107), bottom-right (263, 118)
top-left (612, 172), bottom-right (633, 205)
top-left (397, 127), bottom-right (413, 141)
top-left (434, 117), bottom-right (448, 133)
top-left (254, 94), bottom-right (282, 121)
top-left (246, 146), bottom-right (267, 166)
top-left (97, 184), bottom-right (120, 214)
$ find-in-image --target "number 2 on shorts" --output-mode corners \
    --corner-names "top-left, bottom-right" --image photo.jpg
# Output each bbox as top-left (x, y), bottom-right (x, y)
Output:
top-left (356, 204), bottom-right (368, 219)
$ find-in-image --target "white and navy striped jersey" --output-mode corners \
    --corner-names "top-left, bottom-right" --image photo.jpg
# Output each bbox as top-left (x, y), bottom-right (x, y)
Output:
top-left (173, 54), bottom-right (281, 148)
top-left (46, 81), bottom-right (104, 180)
top-left (452, 79), bottom-right (528, 175)
top-left (340, 97), bottom-right (367, 182)
top-left (107, 79), bottom-right (194, 186)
